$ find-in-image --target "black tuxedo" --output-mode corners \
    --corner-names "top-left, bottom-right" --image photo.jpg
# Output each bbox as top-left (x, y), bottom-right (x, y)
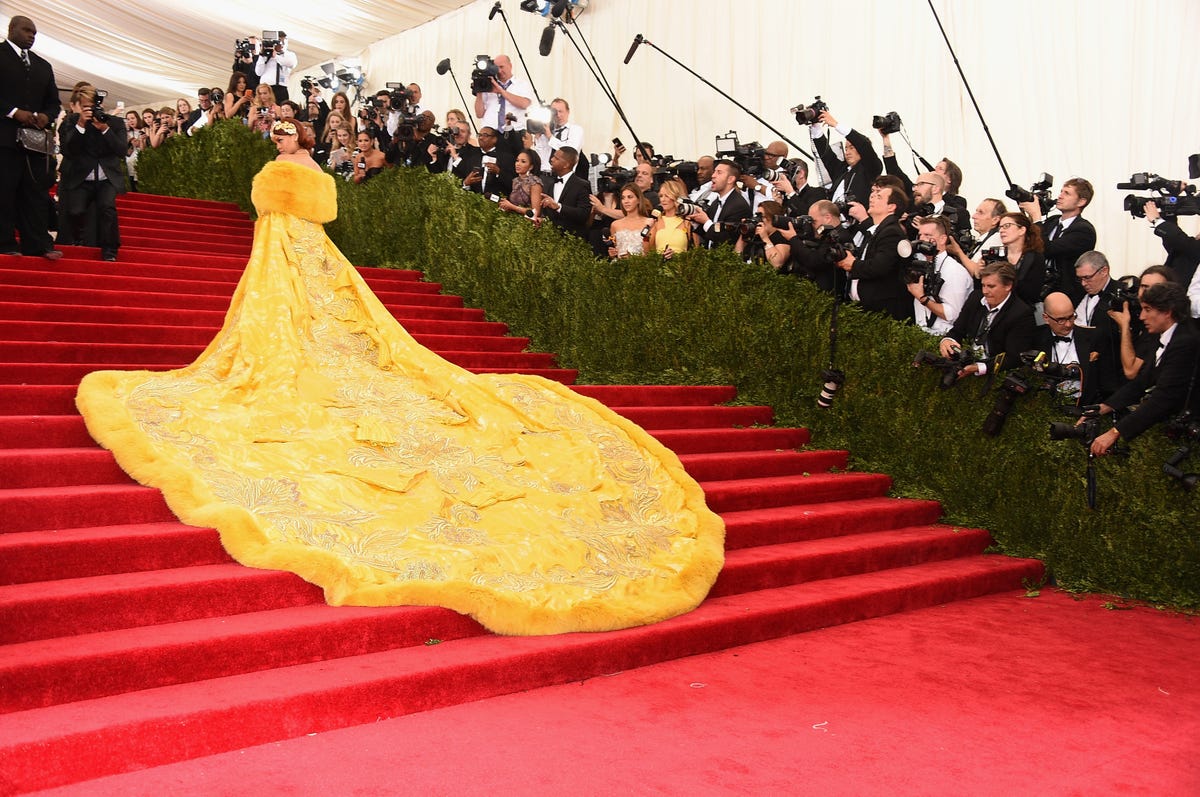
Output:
top-left (947, 292), bottom-right (1036, 374)
top-left (466, 132), bottom-right (520, 198)
top-left (0, 41), bottom-right (60, 255)
top-left (696, 189), bottom-right (752, 250)
top-left (1154, 220), bottom-right (1200, 288)
top-left (1038, 214), bottom-right (1096, 303)
top-left (541, 172), bottom-right (592, 239)
top-left (848, 214), bottom-right (911, 321)
top-left (814, 127), bottom-right (882, 204)
top-left (1033, 324), bottom-right (1102, 404)
top-left (1107, 321), bottom-right (1200, 441)
top-left (1075, 284), bottom-right (1136, 398)
top-left (782, 183), bottom-right (827, 218)
top-left (59, 114), bottom-right (128, 255)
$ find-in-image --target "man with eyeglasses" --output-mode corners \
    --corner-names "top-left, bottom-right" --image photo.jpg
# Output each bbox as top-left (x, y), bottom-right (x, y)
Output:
top-left (1021, 177), bottom-right (1097, 303)
top-left (1074, 250), bottom-right (1130, 397)
top-left (1033, 291), bottom-right (1101, 404)
top-left (1089, 282), bottom-right (1200, 456)
top-left (938, 261), bottom-right (1036, 380)
top-left (183, 88), bottom-right (215, 136)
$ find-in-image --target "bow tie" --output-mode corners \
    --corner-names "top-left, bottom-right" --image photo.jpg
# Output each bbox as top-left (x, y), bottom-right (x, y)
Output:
top-left (554, 176), bottom-right (565, 184)
top-left (1053, 335), bottom-right (1072, 344)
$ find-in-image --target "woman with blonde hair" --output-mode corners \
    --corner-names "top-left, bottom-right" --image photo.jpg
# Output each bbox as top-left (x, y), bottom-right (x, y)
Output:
top-left (649, 178), bottom-right (696, 258)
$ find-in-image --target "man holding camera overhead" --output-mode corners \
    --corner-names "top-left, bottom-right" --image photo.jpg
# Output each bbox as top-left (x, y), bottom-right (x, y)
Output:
top-left (255, 32), bottom-right (297, 103)
top-left (809, 108), bottom-right (882, 206)
top-left (473, 55), bottom-right (532, 133)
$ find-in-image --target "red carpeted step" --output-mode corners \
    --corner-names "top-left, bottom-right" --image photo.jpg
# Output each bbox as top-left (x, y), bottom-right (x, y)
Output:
top-left (0, 604), bottom-right (488, 714)
top-left (0, 556), bottom-right (1043, 793)
top-left (676, 449), bottom-right (848, 481)
top-left (0, 447), bottom-right (129, 488)
top-left (711, 526), bottom-right (994, 597)
top-left (700, 473), bottom-right (893, 513)
top-left (117, 193), bottom-right (244, 213)
top-left (648, 426), bottom-right (810, 454)
top-left (0, 563), bottom-right (324, 645)
top-left (570, 384), bottom-right (738, 407)
top-left (0, 385), bottom-right (81, 415)
top-left (610, 405), bottom-right (774, 429)
top-left (0, 416), bottom-right (96, 448)
top-left (0, 522), bottom-right (226, 585)
top-left (0, 483), bottom-right (175, 534)
top-left (721, 496), bottom-right (944, 549)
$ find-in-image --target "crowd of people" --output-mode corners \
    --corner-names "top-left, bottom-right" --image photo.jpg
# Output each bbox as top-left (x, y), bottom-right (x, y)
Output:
top-left (5, 15), bottom-right (1199, 454)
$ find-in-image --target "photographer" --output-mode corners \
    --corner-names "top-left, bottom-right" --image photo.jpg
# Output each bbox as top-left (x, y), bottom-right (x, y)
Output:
top-left (1034, 291), bottom-right (1101, 404)
top-left (1022, 177), bottom-right (1097, 303)
top-left (352, 130), bottom-right (387, 184)
top-left (254, 32), bottom-right (297, 102)
top-left (908, 216), bottom-right (973, 337)
top-left (834, 184), bottom-right (911, 321)
top-left (184, 88), bottom-right (217, 136)
top-left (1089, 282), bottom-right (1199, 456)
top-left (472, 54), bottom-right (532, 133)
top-left (772, 159), bottom-right (826, 218)
top-left (786, 199), bottom-right (844, 293)
top-left (751, 202), bottom-right (793, 271)
top-left (60, 82), bottom-right (127, 262)
top-left (1107, 265), bottom-right (1179, 380)
top-left (939, 262), bottom-right (1036, 379)
top-left (811, 110), bottom-right (882, 205)
top-left (993, 212), bottom-right (1046, 308)
top-left (232, 35), bottom-right (259, 92)
top-left (946, 198), bottom-right (1006, 280)
top-left (1074, 250), bottom-right (1130, 397)
top-left (1143, 200), bottom-right (1200, 288)
top-left (687, 159), bottom-right (752, 251)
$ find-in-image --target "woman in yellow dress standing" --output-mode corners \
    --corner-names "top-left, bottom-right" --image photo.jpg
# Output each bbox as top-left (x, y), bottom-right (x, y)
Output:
top-left (75, 121), bottom-right (724, 636)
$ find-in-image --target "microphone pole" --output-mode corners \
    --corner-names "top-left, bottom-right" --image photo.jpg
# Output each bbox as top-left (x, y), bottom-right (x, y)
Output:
top-left (926, 0), bottom-right (1013, 189)
top-left (436, 58), bottom-right (480, 138)
top-left (630, 36), bottom-right (813, 162)
top-left (552, 12), bottom-right (652, 163)
top-left (488, 1), bottom-right (543, 104)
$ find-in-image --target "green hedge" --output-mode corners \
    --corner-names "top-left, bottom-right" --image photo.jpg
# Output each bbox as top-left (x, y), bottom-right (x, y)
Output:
top-left (141, 138), bottom-right (1200, 607)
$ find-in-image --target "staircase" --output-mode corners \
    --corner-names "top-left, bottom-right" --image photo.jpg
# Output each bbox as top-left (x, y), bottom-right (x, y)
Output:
top-left (0, 192), bottom-right (1043, 793)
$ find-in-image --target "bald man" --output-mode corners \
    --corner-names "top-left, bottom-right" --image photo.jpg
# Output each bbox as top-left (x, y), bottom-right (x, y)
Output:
top-left (473, 54), bottom-right (532, 133)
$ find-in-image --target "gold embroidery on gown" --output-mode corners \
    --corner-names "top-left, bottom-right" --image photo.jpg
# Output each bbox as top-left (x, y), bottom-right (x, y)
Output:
top-left (75, 160), bottom-right (725, 635)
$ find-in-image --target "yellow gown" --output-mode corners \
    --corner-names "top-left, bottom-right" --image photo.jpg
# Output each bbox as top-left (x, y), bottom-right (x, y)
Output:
top-left (76, 160), bottom-right (724, 635)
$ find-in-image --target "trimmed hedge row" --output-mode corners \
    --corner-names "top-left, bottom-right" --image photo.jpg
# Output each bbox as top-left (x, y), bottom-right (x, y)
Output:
top-left (141, 126), bottom-right (1199, 607)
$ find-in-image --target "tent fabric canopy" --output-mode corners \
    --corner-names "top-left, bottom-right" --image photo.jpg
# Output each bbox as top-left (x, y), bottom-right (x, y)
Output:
top-left (14, 1), bottom-right (472, 108)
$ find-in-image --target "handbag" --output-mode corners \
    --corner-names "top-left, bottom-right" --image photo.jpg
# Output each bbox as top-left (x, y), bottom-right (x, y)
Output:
top-left (17, 126), bottom-right (55, 155)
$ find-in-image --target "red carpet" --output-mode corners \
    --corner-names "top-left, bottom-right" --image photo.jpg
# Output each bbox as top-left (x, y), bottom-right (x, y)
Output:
top-left (0, 192), bottom-right (1047, 793)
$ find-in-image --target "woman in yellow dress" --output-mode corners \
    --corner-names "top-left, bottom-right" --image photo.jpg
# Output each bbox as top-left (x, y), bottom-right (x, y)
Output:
top-left (649, 178), bottom-right (697, 259)
top-left (76, 121), bottom-right (724, 636)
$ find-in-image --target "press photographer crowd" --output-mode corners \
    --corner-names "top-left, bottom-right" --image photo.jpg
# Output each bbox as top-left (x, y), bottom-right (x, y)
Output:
top-left (6, 13), bottom-right (1199, 496)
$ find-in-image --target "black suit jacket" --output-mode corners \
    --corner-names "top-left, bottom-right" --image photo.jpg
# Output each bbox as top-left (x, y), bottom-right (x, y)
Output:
top-left (467, 132), bottom-right (520, 198)
top-left (0, 44), bottom-right (60, 150)
top-left (59, 115), bottom-right (128, 192)
top-left (848, 214), bottom-right (910, 321)
top-left (947, 292), bottom-right (1036, 373)
top-left (1155, 220), bottom-right (1200, 288)
top-left (697, 189), bottom-right (752, 250)
top-left (1108, 321), bottom-right (1200, 440)
top-left (1011, 251), bottom-right (1046, 308)
top-left (782, 183), bottom-right (828, 217)
top-left (1033, 324), bottom-right (1102, 405)
top-left (1076, 284), bottom-right (1137, 398)
top-left (1039, 214), bottom-right (1096, 303)
top-left (815, 127), bottom-right (882, 204)
top-left (541, 172), bottom-right (592, 239)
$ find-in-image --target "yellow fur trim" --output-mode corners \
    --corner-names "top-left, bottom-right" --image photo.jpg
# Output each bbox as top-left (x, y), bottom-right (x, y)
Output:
top-left (251, 160), bottom-right (338, 223)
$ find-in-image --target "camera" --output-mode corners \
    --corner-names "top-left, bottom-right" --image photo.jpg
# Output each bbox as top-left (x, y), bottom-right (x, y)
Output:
top-left (832, 192), bottom-right (859, 219)
top-left (91, 89), bottom-right (109, 123)
top-left (676, 197), bottom-right (702, 218)
top-left (981, 372), bottom-right (1033, 437)
top-left (898, 239), bottom-right (944, 298)
top-left (1005, 173), bottom-right (1055, 216)
top-left (790, 96), bottom-right (828, 125)
top-left (714, 131), bottom-right (770, 178)
top-left (913, 348), bottom-right (977, 390)
top-left (1049, 404), bottom-right (1102, 444)
top-left (1119, 163), bottom-right (1200, 219)
top-left (737, 213), bottom-right (764, 240)
top-left (872, 111), bottom-right (902, 135)
top-left (597, 166), bottom-right (636, 195)
top-left (259, 31), bottom-right (283, 54)
top-left (980, 245), bottom-right (1007, 264)
top-left (334, 159), bottom-right (354, 177)
top-left (210, 88), bottom-right (225, 106)
top-left (1104, 276), bottom-right (1141, 316)
top-left (235, 38), bottom-right (254, 59)
top-left (470, 55), bottom-right (499, 95)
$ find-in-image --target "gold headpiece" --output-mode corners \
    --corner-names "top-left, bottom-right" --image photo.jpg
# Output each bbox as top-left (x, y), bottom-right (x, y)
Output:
top-left (271, 121), bottom-right (298, 136)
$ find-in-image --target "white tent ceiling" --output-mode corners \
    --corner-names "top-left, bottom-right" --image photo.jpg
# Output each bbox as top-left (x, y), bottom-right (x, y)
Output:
top-left (10, 1), bottom-right (473, 108)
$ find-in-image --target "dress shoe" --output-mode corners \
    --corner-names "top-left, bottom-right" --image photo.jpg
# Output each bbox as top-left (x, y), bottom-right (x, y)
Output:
top-left (43, 250), bottom-right (63, 261)
top-left (101, 250), bottom-right (118, 262)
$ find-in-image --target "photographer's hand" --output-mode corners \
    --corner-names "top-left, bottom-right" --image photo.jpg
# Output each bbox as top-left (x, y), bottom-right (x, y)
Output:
top-left (1143, 201), bottom-right (1160, 223)
top-left (907, 276), bottom-right (926, 300)
top-left (847, 201), bottom-right (868, 223)
top-left (1090, 427), bottom-right (1120, 456)
top-left (1107, 300), bottom-right (1131, 330)
top-left (817, 110), bottom-right (838, 128)
top-left (1019, 200), bottom-right (1042, 223)
top-left (939, 338), bottom-right (960, 358)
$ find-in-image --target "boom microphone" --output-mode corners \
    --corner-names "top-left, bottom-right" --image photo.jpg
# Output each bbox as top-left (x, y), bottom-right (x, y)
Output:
top-left (436, 58), bottom-right (451, 76)
top-left (623, 34), bottom-right (643, 65)
top-left (550, 0), bottom-right (569, 18)
top-left (539, 22), bottom-right (556, 57)
top-left (488, 2), bottom-right (501, 20)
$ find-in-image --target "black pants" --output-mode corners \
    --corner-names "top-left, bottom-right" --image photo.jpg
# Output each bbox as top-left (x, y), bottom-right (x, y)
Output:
top-left (65, 179), bottom-right (121, 253)
top-left (0, 146), bottom-right (56, 254)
